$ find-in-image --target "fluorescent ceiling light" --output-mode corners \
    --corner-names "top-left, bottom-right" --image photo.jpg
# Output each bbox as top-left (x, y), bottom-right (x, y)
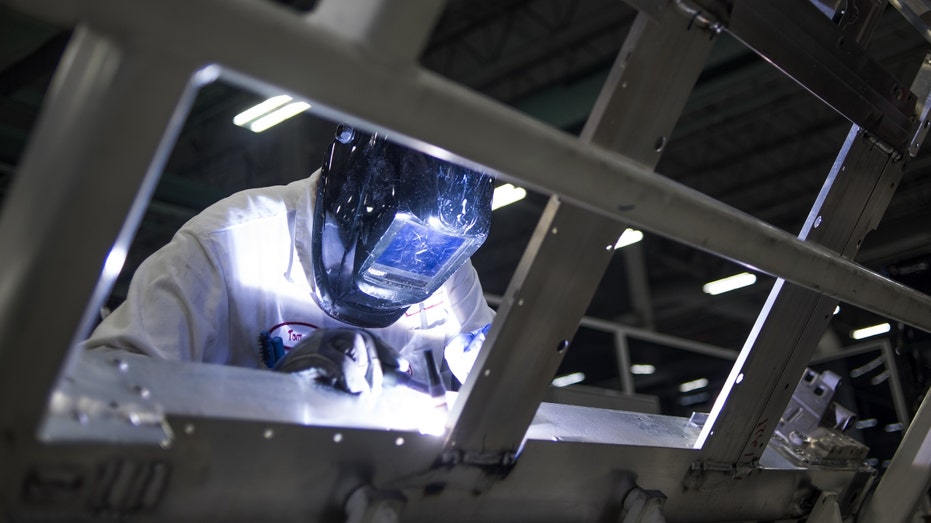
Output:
top-left (850, 322), bottom-right (891, 340)
top-left (234, 95), bottom-right (292, 126)
top-left (614, 228), bottom-right (643, 249)
top-left (552, 372), bottom-right (585, 388)
top-left (248, 102), bottom-right (311, 132)
top-left (491, 183), bottom-right (526, 210)
top-left (233, 95), bottom-right (310, 132)
top-left (678, 377), bottom-right (709, 393)
top-left (702, 272), bottom-right (756, 295)
top-left (630, 364), bottom-right (655, 375)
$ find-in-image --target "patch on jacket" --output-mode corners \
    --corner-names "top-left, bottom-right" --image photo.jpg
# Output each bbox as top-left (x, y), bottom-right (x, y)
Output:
top-left (266, 321), bottom-right (319, 350)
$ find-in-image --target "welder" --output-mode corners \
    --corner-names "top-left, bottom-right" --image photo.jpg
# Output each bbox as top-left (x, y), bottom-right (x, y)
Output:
top-left (84, 125), bottom-right (495, 394)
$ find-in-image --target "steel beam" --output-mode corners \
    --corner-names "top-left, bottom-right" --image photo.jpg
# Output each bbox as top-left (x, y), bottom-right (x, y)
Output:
top-left (859, 382), bottom-right (931, 522)
top-left (445, 7), bottom-right (716, 458)
top-left (723, 0), bottom-right (917, 152)
top-left (311, 0), bottom-right (444, 66)
top-left (3, 0), bottom-right (931, 337)
top-left (0, 27), bottom-right (199, 438)
top-left (10, 349), bottom-right (871, 522)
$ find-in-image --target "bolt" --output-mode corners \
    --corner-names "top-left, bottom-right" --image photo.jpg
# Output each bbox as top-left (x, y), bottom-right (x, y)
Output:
top-left (133, 385), bottom-right (150, 399)
top-left (72, 410), bottom-right (89, 425)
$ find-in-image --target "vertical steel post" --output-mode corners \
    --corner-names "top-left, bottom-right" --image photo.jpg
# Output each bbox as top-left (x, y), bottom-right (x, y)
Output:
top-left (444, 7), bottom-right (716, 460)
top-left (696, 52), bottom-right (931, 468)
top-left (859, 382), bottom-right (931, 522)
top-left (0, 25), bottom-right (198, 495)
top-left (695, 126), bottom-right (905, 466)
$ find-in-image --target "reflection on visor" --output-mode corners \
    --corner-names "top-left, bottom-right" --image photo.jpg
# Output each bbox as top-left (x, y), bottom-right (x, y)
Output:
top-left (362, 214), bottom-right (475, 289)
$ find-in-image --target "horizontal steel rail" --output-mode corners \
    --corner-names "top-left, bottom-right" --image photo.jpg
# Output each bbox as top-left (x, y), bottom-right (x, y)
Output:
top-left (4, 0), bottom-right (931, 337)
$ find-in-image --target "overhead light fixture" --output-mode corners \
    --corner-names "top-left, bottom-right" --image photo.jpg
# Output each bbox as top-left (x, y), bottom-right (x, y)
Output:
top-left (678, 377), bottom-right (709, 393)
top-left (614, 228), bottom-right (643, 249)
top-left (491, 183), bottom-right (526, 210)
top-left (630, 364), bottom-right (655, 375)
top-left (850, 322), bottom-right (891, 340)
top-left (551, 371), bottom-right (585, 388)
top-left (702, 272), bottom-right (757, 295)
top-left (233, 95), bottom-right (311, 132)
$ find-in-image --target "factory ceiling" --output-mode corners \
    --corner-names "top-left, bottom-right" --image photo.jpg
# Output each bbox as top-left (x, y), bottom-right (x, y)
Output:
top-left (1, 0), bottom-right (931, 427)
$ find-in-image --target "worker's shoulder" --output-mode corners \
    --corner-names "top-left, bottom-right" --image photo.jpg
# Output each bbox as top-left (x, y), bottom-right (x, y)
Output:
top-left (182, 177), bottom-right (313, 237)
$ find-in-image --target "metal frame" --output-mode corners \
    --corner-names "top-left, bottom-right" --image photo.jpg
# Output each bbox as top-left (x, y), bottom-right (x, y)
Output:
top-left (1, 0), bottom-right (931, 521)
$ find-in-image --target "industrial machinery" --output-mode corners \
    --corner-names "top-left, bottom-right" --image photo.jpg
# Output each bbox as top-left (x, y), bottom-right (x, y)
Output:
top-left (1, 0), bottom-right (931, 521)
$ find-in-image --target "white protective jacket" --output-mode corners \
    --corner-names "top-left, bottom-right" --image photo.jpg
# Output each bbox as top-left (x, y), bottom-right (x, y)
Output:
top-left (84, 172), bottom-right (495, 382)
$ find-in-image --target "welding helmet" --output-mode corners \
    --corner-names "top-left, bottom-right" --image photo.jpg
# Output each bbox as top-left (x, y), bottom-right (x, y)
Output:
top-left (310, 125), bottom-right (494, 328)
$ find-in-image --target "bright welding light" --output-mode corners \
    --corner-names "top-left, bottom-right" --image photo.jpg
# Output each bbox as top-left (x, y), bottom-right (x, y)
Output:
top-left (552, 372), bottom-right (585, 388)
top-left (102, 245), bottom-right (128, 280)
top-left (248, 101), bottom-right (312, 133)
top-left (678, 377), bottom-right (709, 393)
top-left (233, 95), bottom-right (292, 126)
top-left (491, 184), bottom-right (526, 210)
top-left (614, 228), bottom-right (643, 249)
top-left (630, 364), bottom-right (655, 375)
top-left (702, 272), bottom-right (756, 295)
top-left (850, 322), bottom-right (891, 340)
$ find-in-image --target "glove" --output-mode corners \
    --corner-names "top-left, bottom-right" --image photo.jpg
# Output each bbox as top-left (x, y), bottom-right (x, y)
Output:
top-left (272, 328), bottom-right (402, 394)
top-left (444, 323), bottom-right (491, 384)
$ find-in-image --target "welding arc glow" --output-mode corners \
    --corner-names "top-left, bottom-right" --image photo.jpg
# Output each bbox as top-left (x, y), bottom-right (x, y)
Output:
top-left (491, 184), bottom-right (526, 210)
top-left (103, 245), bottom-right (128, 280)
top-left (614, 228), bottom-right (643, 249)
top-left (850, 322), bottom-right (891, 340)
top-left (702, 272), bottom-right (756, 295)
top-left (552, 372), bottom-right (585, 387)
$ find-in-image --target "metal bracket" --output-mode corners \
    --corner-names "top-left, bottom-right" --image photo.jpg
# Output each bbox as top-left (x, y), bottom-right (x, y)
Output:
top-left (344, 486), bottom-right (406, 523)
top-left (673, 0), bottom-right (726, 34)
top-left (770, 369), bottom-right (868, 468)
top-left (686, 458), bottom-right (758, 482)
top-left (621, 487), bottom-right (668, 523)
top-left (439, 448), bottom-right (517, 469)
top-left (806, 491), bottom-right (843, 523)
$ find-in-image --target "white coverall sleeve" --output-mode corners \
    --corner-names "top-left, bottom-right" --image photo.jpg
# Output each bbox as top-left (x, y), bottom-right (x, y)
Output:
top-left (444, 259), bottom-right (495, 335)
top-left (82, 229), bottom-right (230, 363)
top-left (441, 259), bottom-right (495, 382)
